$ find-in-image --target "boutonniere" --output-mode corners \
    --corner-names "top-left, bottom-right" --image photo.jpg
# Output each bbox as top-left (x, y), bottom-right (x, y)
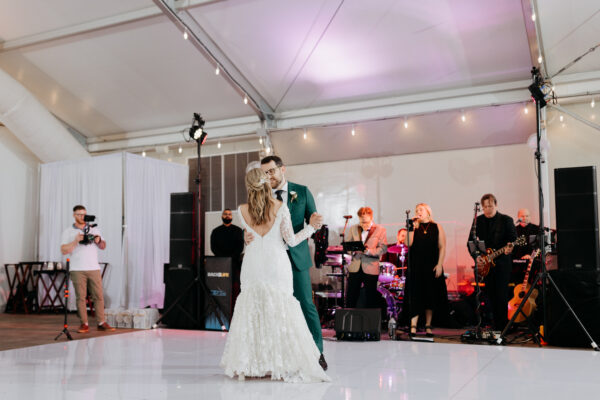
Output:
top-left (290, 191), bottom-right (298, 203)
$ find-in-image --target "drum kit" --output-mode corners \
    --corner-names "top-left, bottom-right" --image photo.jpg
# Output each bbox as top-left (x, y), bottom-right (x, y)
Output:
top-left (321, 242), bottom-right (408, 321)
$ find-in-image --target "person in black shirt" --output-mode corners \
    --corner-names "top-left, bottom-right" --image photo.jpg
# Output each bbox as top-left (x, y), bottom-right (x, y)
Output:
top-left (210, 209), bottom-right (244, 306)
top-left (511, 208), bottom-right (540, 284)
top-left (470, 194), bottom-right (517, 331)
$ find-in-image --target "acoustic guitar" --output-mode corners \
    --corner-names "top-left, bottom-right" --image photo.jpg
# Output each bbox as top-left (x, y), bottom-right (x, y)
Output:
top-left (475, 235), bottom-right (527, 279)
top-left (507, 249), bottom-right (540, 322)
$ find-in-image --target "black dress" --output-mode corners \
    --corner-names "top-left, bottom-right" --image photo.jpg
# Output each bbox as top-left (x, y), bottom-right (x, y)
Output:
top-left (405, 222), bottom-right (440, 317)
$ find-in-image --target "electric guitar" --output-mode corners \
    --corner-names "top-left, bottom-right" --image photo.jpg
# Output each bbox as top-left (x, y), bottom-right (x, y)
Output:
top-left (507, 249), bottom-right (540, 322)
top-left (475, 235), bottom-right (527, 279)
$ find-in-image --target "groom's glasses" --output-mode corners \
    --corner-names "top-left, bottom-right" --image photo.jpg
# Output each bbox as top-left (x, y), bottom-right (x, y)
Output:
top-left (264, 167), bottom-right (279, 176)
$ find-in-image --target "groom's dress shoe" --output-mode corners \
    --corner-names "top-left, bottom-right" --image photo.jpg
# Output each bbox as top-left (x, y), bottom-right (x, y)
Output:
top-left (319, 354), bottom-right (328, 371)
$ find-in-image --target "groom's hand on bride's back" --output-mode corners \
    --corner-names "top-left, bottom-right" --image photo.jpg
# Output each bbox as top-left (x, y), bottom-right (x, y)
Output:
top-left (244, 230), bottom-right (254, 245)
top-left (309, 212), bottom-right (323, 229)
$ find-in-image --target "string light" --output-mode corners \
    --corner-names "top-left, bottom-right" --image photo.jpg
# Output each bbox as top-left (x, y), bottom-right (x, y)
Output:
top-left (178, 146), bottom-right (182, 154)
top-left (217, 141), bottom-right (222, 149)
top-left (461, 111), bottom-right (466, 122)
top-left (404, 117), bottom-right (408, 129)
top-left (524, 106), bottom-right (529, 114)
top-left (142, 151), bottom-right (146, 157)
top-left (351, 124), bottom-right (356, 136)
top-left (215, 65), bottom-right (220, 75)
top-left (183, 31), bottom-right (188, 40)
top-left (243, 95), bottom-right (248, 105)
top-left (303, 129), bottom-right (307, 140)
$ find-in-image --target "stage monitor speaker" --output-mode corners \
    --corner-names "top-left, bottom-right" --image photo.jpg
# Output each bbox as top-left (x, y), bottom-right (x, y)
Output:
top-left (554, 166), bottom-right (599, 270)
top-left (334, 308), bottom-right (381, 341)
top-left (546, 269), bottom-right (600, 348)
top-left (204, 256), bottom-right (232, 330)
top-left (170, 192), bottom-right (196, 267)
top-left (162, 264), bottom-right (201, 329)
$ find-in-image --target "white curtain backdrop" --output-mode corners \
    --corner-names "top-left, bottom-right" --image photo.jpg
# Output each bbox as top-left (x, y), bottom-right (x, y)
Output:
top-left (39, 153), bottom-right (123, 309)
top-left (123, 153), bottom-right (188, 309)
top-left (39, 153), bottom-right (188, 310)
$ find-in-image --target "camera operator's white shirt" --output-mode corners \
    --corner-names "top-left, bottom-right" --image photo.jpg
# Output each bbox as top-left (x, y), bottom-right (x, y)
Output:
top-left (60, 224), bottom-right (102, 271)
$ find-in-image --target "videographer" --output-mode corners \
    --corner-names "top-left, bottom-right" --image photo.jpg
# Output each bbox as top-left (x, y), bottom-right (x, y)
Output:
top-left (60, 205), bottom-right (115, 333)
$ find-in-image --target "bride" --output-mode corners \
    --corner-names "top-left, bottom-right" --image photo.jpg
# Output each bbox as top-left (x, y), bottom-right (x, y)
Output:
top-left (220, 168), bottom-right (330, 383)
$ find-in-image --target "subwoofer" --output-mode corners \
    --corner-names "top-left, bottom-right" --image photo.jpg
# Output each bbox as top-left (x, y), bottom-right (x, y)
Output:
top-left (162, 264), bottom-right (201, 329)
top-left (546, 269), bottom-right (600, 348)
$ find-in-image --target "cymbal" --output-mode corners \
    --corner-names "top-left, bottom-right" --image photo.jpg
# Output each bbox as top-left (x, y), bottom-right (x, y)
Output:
top-left (387, 244), bottom-right (408, 254)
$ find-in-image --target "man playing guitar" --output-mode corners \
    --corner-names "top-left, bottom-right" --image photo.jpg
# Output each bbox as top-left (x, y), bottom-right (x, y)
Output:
top-left (469, 194), bottom-right (517, 331)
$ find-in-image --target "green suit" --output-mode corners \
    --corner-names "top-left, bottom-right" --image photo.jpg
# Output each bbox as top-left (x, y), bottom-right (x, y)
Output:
top-left (286, 181), bottom-right (323, 353)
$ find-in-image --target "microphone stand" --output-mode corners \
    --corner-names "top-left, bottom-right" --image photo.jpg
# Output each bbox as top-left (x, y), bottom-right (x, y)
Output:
top-left (339, 216), bottom-right (352, 308)
top-left (403, 210), bottom-right (413, 334)
top-left (464, 202), bottom-right (487, 342)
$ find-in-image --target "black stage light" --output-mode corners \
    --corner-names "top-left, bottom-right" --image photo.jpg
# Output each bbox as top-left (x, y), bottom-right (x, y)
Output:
top-left (188, 113), bottom-right (207, 143)
top-left (528, 82), bottom-right (547, 108)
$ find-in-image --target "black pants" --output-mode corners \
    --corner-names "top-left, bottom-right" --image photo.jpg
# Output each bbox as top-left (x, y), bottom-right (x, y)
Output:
top-left (484, 261), bottom-right (511, 330)
top-left (346, 268), bottom-right (379, 308)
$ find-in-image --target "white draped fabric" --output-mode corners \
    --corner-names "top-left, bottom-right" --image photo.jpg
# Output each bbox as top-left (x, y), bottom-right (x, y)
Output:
top-left (123, 153), bottom-right (188, 308)
top-left (39, 153), bottom-right (187, 310)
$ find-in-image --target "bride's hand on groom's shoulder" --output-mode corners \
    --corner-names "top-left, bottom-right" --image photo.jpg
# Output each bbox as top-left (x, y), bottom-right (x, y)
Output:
top-left (309, 212), bottom-right (323, 229)
top-left (244, 230), bottom-right (254, 245)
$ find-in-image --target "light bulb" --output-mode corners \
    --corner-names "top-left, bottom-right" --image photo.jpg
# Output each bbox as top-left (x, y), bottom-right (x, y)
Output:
top-left (217, 142), bottom-right (221, 149)
top-left (559, 115), bottom-right (564, 122)
top-left (538, 55), bottom-right (543, 63)
top-left (265, 146), bottom-right (271, 154)
top-left (531, 13), bottom-right (536, 21)
top-left (404, 118), bottom-right (408, 129)
top-left (215, 65), bottom-right (220, 75)
top-left (178, 146), bottom-right (182, 154)
top-left (243, 95), bottom-right (248, 105)
top-left (461, 113), bottom-right (466, 122)
top-left (142, 151), bottom-right (146, 157)
top-left (591, 98), bottom-right (595, 108)
top-left (303, 130), bottom-right (307, 140)
top-left (351, 128), bottom-right (355, 136)
top-left (524, 106), bottom-right (529, 114)
top-left (259, 137), bottom-right (263, 145)
top-left (183, 31), bottom-right (188, 40)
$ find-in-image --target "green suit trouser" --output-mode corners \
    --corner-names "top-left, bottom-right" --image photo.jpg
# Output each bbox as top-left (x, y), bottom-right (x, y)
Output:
top-left (292, 267), bottom-right (323, 353)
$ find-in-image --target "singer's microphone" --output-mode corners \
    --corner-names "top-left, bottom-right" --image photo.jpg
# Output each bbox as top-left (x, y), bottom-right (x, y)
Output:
top-left (343, 215), bottom-right (353, 219)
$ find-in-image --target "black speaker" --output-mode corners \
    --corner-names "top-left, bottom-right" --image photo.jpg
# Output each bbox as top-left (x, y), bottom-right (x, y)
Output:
top-left (162, 264), bottom-right (201, 329)
top-left (554, 166), bottom-right (599, 270)
top-left (334, 308), bottom-right (381, 341)
top-left (204, 256), bottom-right (232, 330)
top-left (170, 192), bottom-right (195, 267)
top-left (546, 269), bottom-right (600, 347)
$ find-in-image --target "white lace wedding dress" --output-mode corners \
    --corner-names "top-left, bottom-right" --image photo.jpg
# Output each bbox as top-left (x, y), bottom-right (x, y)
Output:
top-left (220, 204), bottom-right (330, 383)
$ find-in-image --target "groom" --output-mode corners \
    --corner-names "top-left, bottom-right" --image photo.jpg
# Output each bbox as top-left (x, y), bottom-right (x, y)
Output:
top-left (246, 155), bottom-right (327, 370)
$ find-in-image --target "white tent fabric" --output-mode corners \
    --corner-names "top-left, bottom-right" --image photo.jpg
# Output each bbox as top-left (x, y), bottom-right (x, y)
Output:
top-left (122, 153), bottom-right (188, 309)
top-left (39, 153), bottom-right (188, 310)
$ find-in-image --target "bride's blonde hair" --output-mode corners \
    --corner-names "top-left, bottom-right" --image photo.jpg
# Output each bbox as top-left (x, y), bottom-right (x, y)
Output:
top-left (245, 168), bottom-right (274, 225)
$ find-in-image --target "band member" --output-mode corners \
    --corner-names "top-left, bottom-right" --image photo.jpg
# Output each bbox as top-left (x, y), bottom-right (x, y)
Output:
top-left (470, 194), bottom-right (516, 331)
top-left (405, 203), bottom-right (446, 338)
top-left (346, 207), bottom-right (387, 308)
top-left (380, 228), bottom-right (407, 267)
top-left (511, 208), bottom-right (540, 284)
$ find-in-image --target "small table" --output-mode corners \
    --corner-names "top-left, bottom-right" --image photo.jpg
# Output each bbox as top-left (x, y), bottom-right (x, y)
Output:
top-left (4, 262), bottom-right (44, 313)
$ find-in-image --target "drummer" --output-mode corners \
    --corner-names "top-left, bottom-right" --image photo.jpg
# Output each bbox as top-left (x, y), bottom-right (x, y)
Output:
top-left (381, 228), bottom-right (408, 267)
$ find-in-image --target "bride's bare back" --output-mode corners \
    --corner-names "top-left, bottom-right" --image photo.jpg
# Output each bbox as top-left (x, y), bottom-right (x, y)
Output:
top-left (239, 199), bottom-right (283, 237)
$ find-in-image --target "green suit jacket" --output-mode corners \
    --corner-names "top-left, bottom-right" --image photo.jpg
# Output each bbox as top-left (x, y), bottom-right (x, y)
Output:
top-left (286, 181), bottom-right (317, 271)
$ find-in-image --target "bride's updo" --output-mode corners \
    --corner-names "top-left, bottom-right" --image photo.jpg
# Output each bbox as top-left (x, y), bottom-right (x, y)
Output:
top-left (245, 168), bottom-right (274, 225)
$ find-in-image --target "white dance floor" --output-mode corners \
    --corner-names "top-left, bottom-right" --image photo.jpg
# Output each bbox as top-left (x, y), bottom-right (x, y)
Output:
top-left (1, 329), bottom-right (599, 400)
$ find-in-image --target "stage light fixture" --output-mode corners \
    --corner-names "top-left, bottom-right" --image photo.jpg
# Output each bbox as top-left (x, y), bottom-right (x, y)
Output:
top-left (188, 113), bottom-right (207, 144)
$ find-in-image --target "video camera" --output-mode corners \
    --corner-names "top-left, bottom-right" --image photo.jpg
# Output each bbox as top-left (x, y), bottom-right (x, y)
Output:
top-left (79, 215), bottom-right (98, 245)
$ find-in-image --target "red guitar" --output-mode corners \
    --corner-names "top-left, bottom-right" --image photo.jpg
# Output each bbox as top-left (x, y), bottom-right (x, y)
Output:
top-left (475, 235), bottom-right (527, 279)
top-left (508, 249), bottom-right (540, 322)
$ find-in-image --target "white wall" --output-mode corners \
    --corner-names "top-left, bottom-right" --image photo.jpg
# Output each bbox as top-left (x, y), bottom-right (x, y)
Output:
top-left (0, 126), bottom-right (40, 310)
top-left (547, 103), bottom-right (600, 230)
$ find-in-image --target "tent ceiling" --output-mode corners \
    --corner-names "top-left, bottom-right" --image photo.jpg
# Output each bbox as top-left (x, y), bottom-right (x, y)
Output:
top-left (0, 0), bottom-right (598, 157)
